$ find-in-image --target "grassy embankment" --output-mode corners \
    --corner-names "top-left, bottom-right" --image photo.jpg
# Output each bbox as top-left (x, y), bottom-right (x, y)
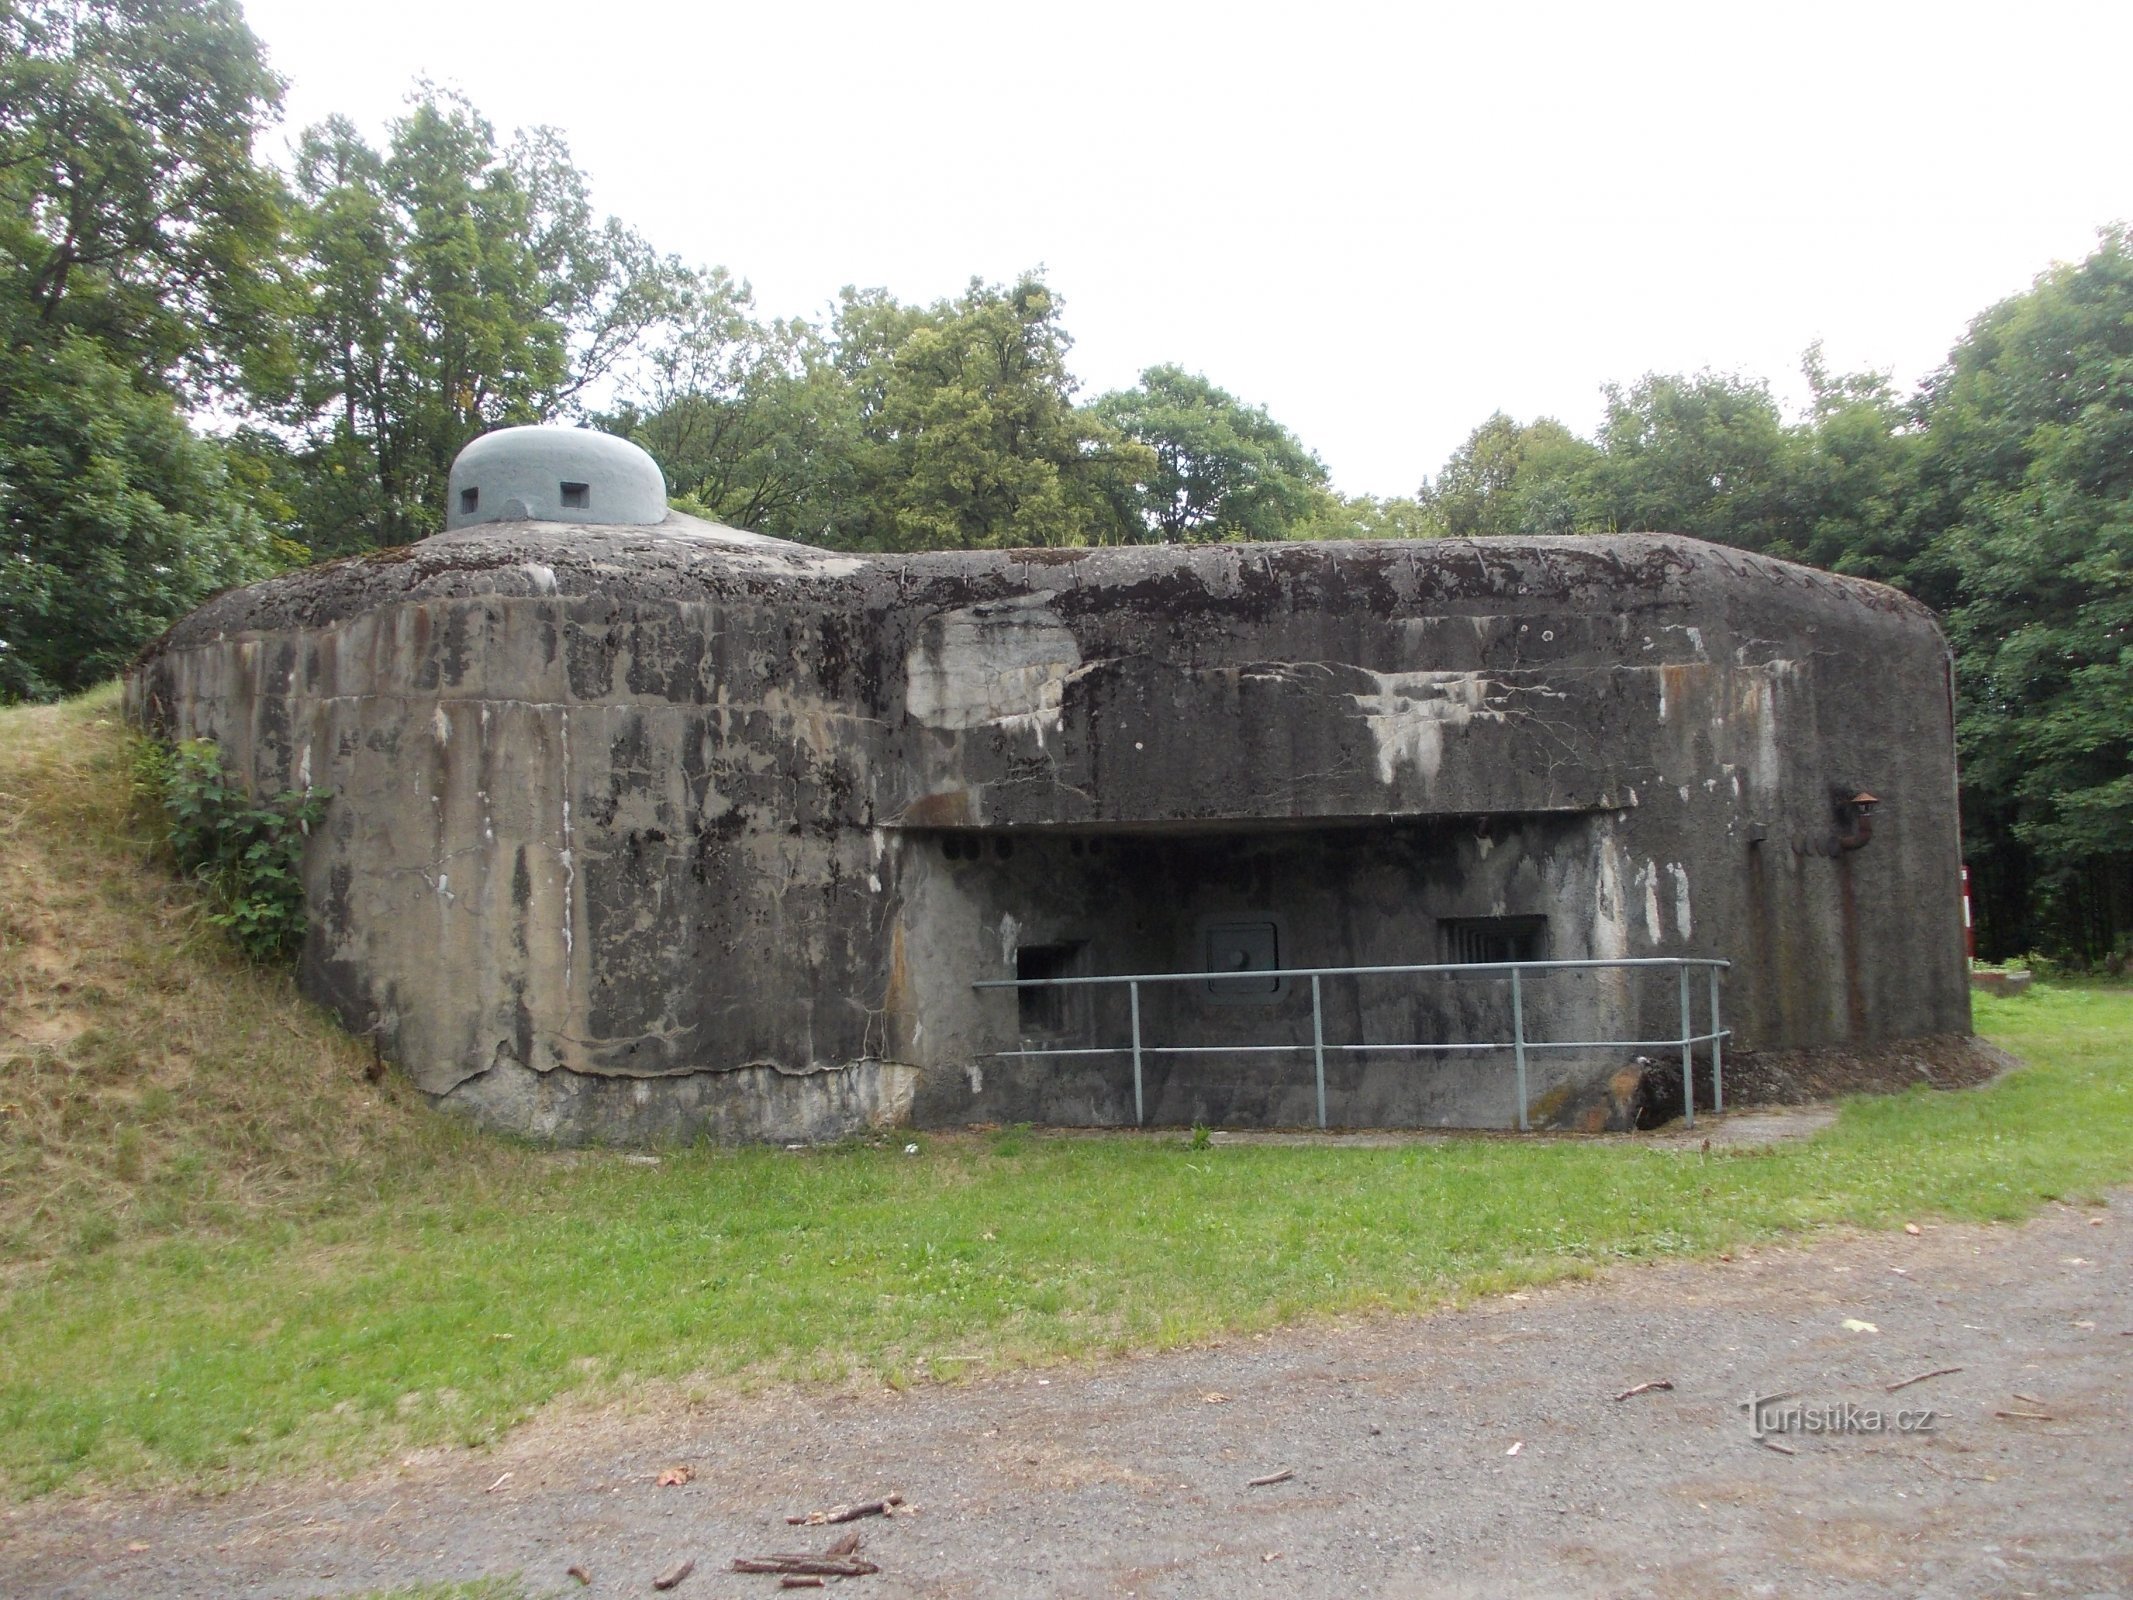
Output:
top-left (2, 688), bottom-right (2129, 1497)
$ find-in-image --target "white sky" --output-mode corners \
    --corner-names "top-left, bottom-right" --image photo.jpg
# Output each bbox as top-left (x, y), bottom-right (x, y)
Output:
top-left (243, 0), bottom-right (2133, 498)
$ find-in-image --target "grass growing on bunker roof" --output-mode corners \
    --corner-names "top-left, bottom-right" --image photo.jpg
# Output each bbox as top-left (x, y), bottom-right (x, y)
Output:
top-left (2, 691), bottom-right (2131, 1497)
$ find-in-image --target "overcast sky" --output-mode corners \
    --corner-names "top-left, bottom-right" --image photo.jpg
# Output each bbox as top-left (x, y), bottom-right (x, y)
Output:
top-left (243, 0), bottom-right (2131, 498)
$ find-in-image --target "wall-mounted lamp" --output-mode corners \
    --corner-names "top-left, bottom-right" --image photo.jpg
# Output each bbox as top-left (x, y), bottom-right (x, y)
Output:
top-left (1833, 788), bottom-right (1880, 852)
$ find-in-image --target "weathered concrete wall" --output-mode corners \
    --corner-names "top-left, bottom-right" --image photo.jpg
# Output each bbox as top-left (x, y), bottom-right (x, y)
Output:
top-left (892, 817), bottom-right (1650, 1129)
top-left (127, 520), bottom-right (1970, 1141)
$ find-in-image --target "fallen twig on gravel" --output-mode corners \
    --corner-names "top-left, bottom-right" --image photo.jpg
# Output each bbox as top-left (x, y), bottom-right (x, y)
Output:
top-left (786, 1492), bottom-right (904, 1526)
top-left (1248, 1468), bottom-right (1295, 1487)
top-left (1613, 1380), bottom-right (1674, 1401)
top-left (732, 1556), bottom-right (882, 1577)
top-left (1994, 1409), bottom-right (2054, 1422)
top-left (1884, 1366), bottom-right (1963, 1393)
top-left (1758, 1438), bottom-right (1795, 1456)
top-left (564, 1565), bottom-right (590, 1586)
top-left (1914, 1456), bottom-right (1998, 1484)
top-left (653, 1556), bottom-right (696, 1590)
top-left (780, 1580), bottom-right (826, 1591)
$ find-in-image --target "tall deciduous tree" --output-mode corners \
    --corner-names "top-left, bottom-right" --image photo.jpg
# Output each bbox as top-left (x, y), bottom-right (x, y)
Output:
top-left (1590, 371), bottom-right (1797, 549)
top-left (1921, 228), bottom-right (2133, 960)
top-left (1091, 365), bottom-right (1331, 542)
top-left (0, 333), bottom-right (277, 698)
top-left (1419, 413), bottom-right (1599, 536)
top-left (284, 88), bottom-right (685, 553)
top-left (0, 0), bottom-right (292, 400)
top-left (0, 0), bottom-right (290, 699)
top-left (1781, 344), bottom-right (1924, 586)
top-left (824, 275), bottom-right (1147, 551)
top-left (605, 269), bottom-right (857, 539)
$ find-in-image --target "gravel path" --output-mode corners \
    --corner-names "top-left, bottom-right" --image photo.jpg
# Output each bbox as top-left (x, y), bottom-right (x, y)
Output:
top-left (5, 1195), bottom-right (2128, 1599)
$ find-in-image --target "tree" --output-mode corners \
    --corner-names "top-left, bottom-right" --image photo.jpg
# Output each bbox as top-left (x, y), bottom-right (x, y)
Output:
top-left (823, 275), bottom-right (1148, 551)
top-left (1920, 228), bottom-right (2133, 960)
top-left (1288, 494), bottom-right (1446, 541)
top-left (615, 273), bottom-right (1169, 550)
top-left (0, 0), bottom-right (291, 402)
top-left (605, 270), bottom-right (858, 539)
top-left (283, 88), bottom-right (685, 553)
top-left (0, 332), bottom-right (278, 698)
top-left (1091, 365), bottom-right (1331, 542)
top-left (1590, 371), bottom-right (1798, 549)
top-left (1782, 344), bottom-right (1924, 587)
top-left (1419, 413), bottom-right (1600, 536)
top-left (0, 0), bottom-right (293, 699)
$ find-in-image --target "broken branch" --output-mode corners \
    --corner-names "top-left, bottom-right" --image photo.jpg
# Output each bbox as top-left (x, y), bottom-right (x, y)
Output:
top-left (1247, 1467), bottom-right (1295, 1487)
top-left (786, 1491), bottom-right (904, 1526)
top-left (732, 1556), bottom-right (882, 1577)
top-left (1613, 1379), bottom-right (1674, 1401)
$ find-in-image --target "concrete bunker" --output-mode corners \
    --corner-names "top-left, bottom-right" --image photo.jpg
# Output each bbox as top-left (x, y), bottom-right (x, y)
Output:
top-left (128, 427), bottom-right (1974, 1144)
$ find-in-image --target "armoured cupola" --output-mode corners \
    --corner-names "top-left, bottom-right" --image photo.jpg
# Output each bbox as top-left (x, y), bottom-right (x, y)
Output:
top-left (444, 425), bottom-right (668, 530)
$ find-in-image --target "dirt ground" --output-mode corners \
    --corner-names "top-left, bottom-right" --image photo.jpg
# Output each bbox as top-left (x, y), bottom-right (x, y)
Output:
top-left (1719, 1034), bottom-right (2017, 1108)
top-left (4, 1187), bottom-right (2128, 1600)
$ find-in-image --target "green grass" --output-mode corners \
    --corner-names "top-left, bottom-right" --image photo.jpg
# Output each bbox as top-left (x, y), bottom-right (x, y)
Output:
top-left (2, 692), bottom-right (2130, 1498)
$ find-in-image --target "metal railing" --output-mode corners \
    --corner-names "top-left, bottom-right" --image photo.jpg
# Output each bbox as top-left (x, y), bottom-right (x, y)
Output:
top-left (972, 956), bottom-right (1731, 1131)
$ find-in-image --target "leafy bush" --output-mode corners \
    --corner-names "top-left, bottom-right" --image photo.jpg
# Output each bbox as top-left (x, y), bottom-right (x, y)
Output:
top-left (136, 738), bottom-right (329, 961)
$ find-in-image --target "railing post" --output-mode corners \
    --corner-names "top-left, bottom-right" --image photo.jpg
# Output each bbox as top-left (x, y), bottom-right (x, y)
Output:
top-left (1129, 980), bottom-right (1144, 1127)
top-left (1511, 965), bottom-right (1529, 1132)
top-left (1311, 973), bottom-right (1327, 1130)
top-left (1709, 964), bottom-right (1724, 1115)
top-left (1678, 962), bottom-right (1695, 1129)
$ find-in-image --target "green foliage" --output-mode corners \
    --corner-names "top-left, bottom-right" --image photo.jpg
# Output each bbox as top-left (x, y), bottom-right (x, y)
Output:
top-left (137, 737), bottom-right (328, 961)
top-left (624, 289), bottom-right (1355, 551)
top-left (1, 9), bottom-right (2122, 963)
top-left (605, 269), bottom-right (854, 540)
top-left (1287, 493), bottom-right (1446, 541)
top-left (1590, 371), bottom-right (1797, 547)
top-left (1921, 228), bottom-right (2133, 961)
top-left (0, 1), bottom-right (292, 700)
top-left (623, 272), bottom-right (1166, 551)
top-left (1784, 343), bottom-right (1925, 584)
top-left (282, 87), bottom-right (687, 553)
top-left (0, 0), bottom-right (293, 403)
top-left (1413, 359), bottom-right (1920, 560)
top-left (1091, 364), bottom-right (1331, 542)
top-left (0, 333), bottom-right (280, 700)
top-left (826, 275), bottom-right (1150, 550)
top-left (1421, 412), bottom-right (1601, 536)
top-left (1403, 306), bottom-right (2125, 960)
